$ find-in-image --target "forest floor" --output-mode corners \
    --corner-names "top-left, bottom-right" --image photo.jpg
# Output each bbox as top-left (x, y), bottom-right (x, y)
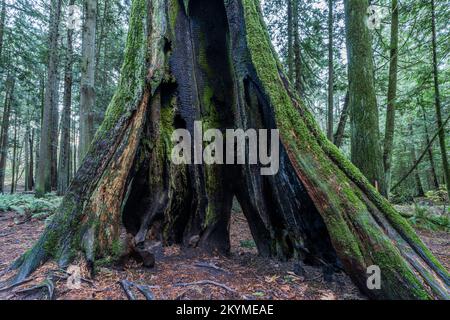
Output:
top-left (0, 204), bottom-right (448, 300)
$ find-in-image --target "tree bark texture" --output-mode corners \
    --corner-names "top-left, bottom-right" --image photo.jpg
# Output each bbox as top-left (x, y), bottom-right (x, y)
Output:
top-left (345, 0), bottom-right (386, 196)
top-left (3, 0), bottom-right (448, 300)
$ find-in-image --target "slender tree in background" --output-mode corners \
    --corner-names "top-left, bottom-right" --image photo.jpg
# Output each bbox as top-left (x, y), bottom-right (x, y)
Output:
top-left (430, 0), bottom-right (450, 197)
top-left (420, 104), bottom-right (439, 190)
top-left (0, 74), bottom-right (14, 193)
top-left (36, 0), bottom-right (63, 197)
top-left (344, 0), bottom-right (386, 196)
top-left (79, 0), bottom-right (97, 161)
top-left (333, 92), bottom-right (349, 148)
top-left (10, 110), bottom-right (18, 194)
top-left (58, 0), bottom-right (75, 196)
top-left (24, 123), bottom-right (34, 191)
top-left (0, 0), bottom-right (6, 60)
top-left (409, 122), bottom-right (424, 197)
top-left (383, 0), bottom-right (399, 196)
top-left (4, 0), bottom-right (448, 300)
top-left (326, 0), bottom-right (334, 141)
top-left (286, 0), bottom-right (294, 82)
top-left (292, 0), bottom-right (302, 95)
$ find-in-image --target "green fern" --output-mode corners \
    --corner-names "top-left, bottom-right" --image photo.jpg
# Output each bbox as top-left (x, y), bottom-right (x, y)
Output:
top-left (0, 193), bottom-right (62, 219)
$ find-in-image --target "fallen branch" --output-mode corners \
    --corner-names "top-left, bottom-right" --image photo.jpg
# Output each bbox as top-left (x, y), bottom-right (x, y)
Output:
top-left (174, 280), bottom-right (237, 294)
top-left (119, 280), bottom-right (136, 300)
top-left (119, 280), bottom-right (154, 300)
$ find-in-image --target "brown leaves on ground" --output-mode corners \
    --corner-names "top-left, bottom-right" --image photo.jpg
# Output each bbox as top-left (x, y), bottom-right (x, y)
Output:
top-left (0, 210), bottom-right (447, 300)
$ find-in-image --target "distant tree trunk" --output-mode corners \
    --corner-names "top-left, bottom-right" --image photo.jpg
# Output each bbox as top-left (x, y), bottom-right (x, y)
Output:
top-left (79, 0), bottom-right (97, 161)
top-left (383, 0), bottom-right (399, 196)
top-left (24, 125), bottom-right (34, 191)
top-left (286, 0), bottom-right (294, 82)
top-left (333, 91), bottom-right (349, 148)
top-left (409, 123), bottom-right (424, 197)
top-left (420, 104), bottom-right (439, 190)
top-left (93, 0), bottom-right (109, 129)
top-left (0, 0), bottom-right (6, 60)
top-left (58, 2), bottom-right (75, 196)
top-left (292, 0), bottom-right (302, 95)
top-left (345, 0), bottom-right (386, 196)
top-left (71, 117), bottom-right (77, 178)
top-left (326, 0), bottom-right (334, 141)
top-left (25, 125), bottom-right (30, 191)
top-left (36, 0), bottom-right (62, 197)
top-left (4, 0), bottom-right (448, 300)
top-left (10, 112), bottom-right (18, 194)
top-left (430, 0), bottom-right (450, 197)
top-left (50, 88), bottom-right (59, 191)
top-left (95, 0), bottom-right (108, 83)
top-left (35, 77), bottom-right (45, 184)
top-left (0, 75), bottom-right (14, 193)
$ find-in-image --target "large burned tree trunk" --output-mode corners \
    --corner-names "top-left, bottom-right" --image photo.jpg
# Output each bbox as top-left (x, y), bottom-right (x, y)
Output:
top-left (3, 0), bottom-right (448, 300)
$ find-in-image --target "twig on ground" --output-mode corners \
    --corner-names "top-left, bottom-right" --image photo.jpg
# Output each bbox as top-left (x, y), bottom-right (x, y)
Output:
top-left (194, 262), bottom-right (228, 273)
top-left (51, 269), bottom-right (95, 285)
top-left (174, 280), bottom-right (237, 294)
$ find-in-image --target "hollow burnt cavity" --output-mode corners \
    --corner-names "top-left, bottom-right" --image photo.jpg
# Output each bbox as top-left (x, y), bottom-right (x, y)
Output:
top-left (4, 0), bottom-right (448, 300)
top-left (118, 0), bottom-right (338, 268)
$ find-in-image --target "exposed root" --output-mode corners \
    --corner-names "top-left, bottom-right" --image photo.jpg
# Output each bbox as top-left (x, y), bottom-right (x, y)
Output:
top-left (14, 277), bottom-right (55, 300)
top-left (0, 277), bottom-right (33, 292)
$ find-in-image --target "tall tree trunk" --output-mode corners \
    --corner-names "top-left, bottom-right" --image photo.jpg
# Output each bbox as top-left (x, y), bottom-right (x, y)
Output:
top-left (94, 0), bottom-right (109, 129)
top-left (430, 0), bottom-right (450, 197)
top-left (345, 0), bottom-right (386, 196)
top-left (333, 91), bottom-right (349, 148)
top-left (286, 0), bottom-right (294, 82)
top-left (383, 0), bottom-right (399, 196)
top-left (79, 0), bottom-right (97, 161)
top-left (71, 115), bottom-right (77, 178)
top-left (326, 0), bottom-right (334, 141)
top-left (0, 0), bottom-right (6, 61)
top-left (24, 124), bottom-right (34, 191)
top-left (10, 112), bottom-right (17, 194)
top-left (0, 74), bottom-right (14, 193)
top-left (420, 104), bottom-right (439, 190)
top-left (58, 1), bottom-right (75, 196)
top-left (50, 85), bottom-right (59, 191)
top-left (292, 0), bottom-right (302, 95)
top-left (3, 0), bottom-right (448, 300)
top-left (409, 123), bottom-right (424, 197)
top-left (35, 76), bottom-right (45, 186)
top-left (36, 0), bottom-right (62, 197)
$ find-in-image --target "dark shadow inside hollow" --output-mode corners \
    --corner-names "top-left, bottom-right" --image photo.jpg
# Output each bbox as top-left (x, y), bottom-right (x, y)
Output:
top-left (121, 0), bottom-right (338, 268)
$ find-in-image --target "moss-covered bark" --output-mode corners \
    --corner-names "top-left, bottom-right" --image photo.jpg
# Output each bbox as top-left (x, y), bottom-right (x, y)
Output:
top-left (344, 0), bottom-right (386, 196)
top-left (2, 0), bottom-right (448, 300)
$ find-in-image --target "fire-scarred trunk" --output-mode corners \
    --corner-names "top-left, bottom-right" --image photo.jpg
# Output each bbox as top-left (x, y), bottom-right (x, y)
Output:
top-left (2, 0), bottom-right (448, 300)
